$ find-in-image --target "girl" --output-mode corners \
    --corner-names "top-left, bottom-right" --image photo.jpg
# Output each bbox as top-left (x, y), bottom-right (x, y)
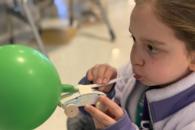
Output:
top-left (69, 0), bottom-right (195, 130)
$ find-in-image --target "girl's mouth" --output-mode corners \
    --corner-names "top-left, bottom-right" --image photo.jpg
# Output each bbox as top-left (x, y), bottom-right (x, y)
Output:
top-left (134, 74), bottom-right (142, 80)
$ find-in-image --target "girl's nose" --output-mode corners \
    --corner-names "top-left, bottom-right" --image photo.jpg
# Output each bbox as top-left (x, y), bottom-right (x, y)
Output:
top-left (132, 55), bottom-right (145, 66)
top-left (130, 44), bottom-right (145, 66)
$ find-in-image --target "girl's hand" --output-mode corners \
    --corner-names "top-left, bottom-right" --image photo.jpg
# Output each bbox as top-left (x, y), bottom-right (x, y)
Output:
top-left (84, 96), bottom-right (124, 129)
top-left (87, 64), bottom-right (117, 92)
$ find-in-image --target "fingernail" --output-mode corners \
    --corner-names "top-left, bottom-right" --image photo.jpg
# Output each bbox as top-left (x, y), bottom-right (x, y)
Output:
top-left (97, 78), bottom-right (102, 84)
top-left (103, 78), bottom-right (108, 84)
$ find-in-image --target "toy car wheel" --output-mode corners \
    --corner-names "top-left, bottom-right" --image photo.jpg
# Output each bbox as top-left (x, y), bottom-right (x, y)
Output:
top-left (64, 104), bottom-right (79, 118)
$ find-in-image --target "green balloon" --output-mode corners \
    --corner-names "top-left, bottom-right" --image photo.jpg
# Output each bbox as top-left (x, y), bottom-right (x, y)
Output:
top-left (0, 45), bottom-right (75, 130)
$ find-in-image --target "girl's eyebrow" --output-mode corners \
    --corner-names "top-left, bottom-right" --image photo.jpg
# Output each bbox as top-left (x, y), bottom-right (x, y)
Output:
top-left (129, 27), bottom-right (166, 46)
top-left (141, 39), bottom-right (167, 46)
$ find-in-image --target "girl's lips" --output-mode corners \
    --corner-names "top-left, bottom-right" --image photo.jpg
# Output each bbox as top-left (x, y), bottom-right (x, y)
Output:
top-left (134, 74), bottom-right (142, 80)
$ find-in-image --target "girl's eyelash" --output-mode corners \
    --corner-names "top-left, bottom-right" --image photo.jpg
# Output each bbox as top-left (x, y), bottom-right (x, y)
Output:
top-left (147, 44), bottom-right (159, 54)
top-left (129, 34), bottom-right (133, 38)
top-left (128, 35), bottom-right (161, 54)
top-left (129, 35), bottom-right (135, 42)
top-left (147, 44), bottom-right (153, 50)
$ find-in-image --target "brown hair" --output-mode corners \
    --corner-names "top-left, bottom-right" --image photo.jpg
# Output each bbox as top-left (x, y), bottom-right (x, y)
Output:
top-left (134, 0), bottom-right (195, 52)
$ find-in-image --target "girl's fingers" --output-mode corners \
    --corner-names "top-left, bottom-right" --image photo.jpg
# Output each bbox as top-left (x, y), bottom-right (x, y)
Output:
top-left (84, 105), bottom-right (116, 127)
top-left (98, 96), bottom-right (124, 120)
top-left (98, 84), bottom-right (113, 93)
top-left (96, 64), bottom-right (107, 84)
top-left (98, 66), bottom-right (117, 92)
top-left (87, 64), bottom-right (100, 81)
top-left (87, 64), bottom-right (116, 84)
top-left (87, 64), bottom-right (105, 82)
top-left (102, 66), bottom-right (117, 84)
top-left (87, 69), bottom-right (94, 81)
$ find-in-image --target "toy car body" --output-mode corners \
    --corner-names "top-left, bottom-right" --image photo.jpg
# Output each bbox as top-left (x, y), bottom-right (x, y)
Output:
top-left (60, 84), bottom-right (105, 117)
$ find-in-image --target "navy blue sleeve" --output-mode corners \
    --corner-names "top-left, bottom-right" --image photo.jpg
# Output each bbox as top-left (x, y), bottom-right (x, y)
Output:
top-left (78, 75), bottom-right (93, 84)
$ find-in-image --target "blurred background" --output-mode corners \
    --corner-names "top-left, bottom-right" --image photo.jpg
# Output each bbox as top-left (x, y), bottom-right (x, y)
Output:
top-left (0, 0), bottom-right (135, 129)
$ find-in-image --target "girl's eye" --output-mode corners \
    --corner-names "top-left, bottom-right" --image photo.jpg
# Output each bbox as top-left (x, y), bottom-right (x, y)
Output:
top-left (147, 44), bottom-right (158, 54)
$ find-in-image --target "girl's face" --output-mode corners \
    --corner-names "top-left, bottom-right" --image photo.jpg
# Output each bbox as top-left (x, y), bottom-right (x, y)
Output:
top-left (130, 3), bottom-right (193, 86)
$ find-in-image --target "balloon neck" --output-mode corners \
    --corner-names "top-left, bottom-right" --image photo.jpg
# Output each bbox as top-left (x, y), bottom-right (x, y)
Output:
top-left (61, 84), bottom-right (78, 93)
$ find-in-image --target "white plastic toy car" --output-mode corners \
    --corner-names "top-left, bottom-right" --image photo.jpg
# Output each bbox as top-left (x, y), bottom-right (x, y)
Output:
top-left (60, 84), bottom-right (106, 118)
top-left (60, 77), bottom-right (125, 118)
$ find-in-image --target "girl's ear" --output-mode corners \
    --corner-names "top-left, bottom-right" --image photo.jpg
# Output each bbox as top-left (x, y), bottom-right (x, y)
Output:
top-left (189, 52), bottom-right (195, 71)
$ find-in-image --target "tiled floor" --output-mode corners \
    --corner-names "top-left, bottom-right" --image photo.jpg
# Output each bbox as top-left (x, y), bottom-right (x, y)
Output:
top-left (2, 0), bottom-right (135, 130)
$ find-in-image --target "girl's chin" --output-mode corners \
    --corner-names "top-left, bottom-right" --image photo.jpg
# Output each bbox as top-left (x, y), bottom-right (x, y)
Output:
top-left (139, 79), bottom-right (157, 86)
top-left (141, 81), bottom-right (168, 87)
top-left (134, 75), bottom-right (160, 86)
